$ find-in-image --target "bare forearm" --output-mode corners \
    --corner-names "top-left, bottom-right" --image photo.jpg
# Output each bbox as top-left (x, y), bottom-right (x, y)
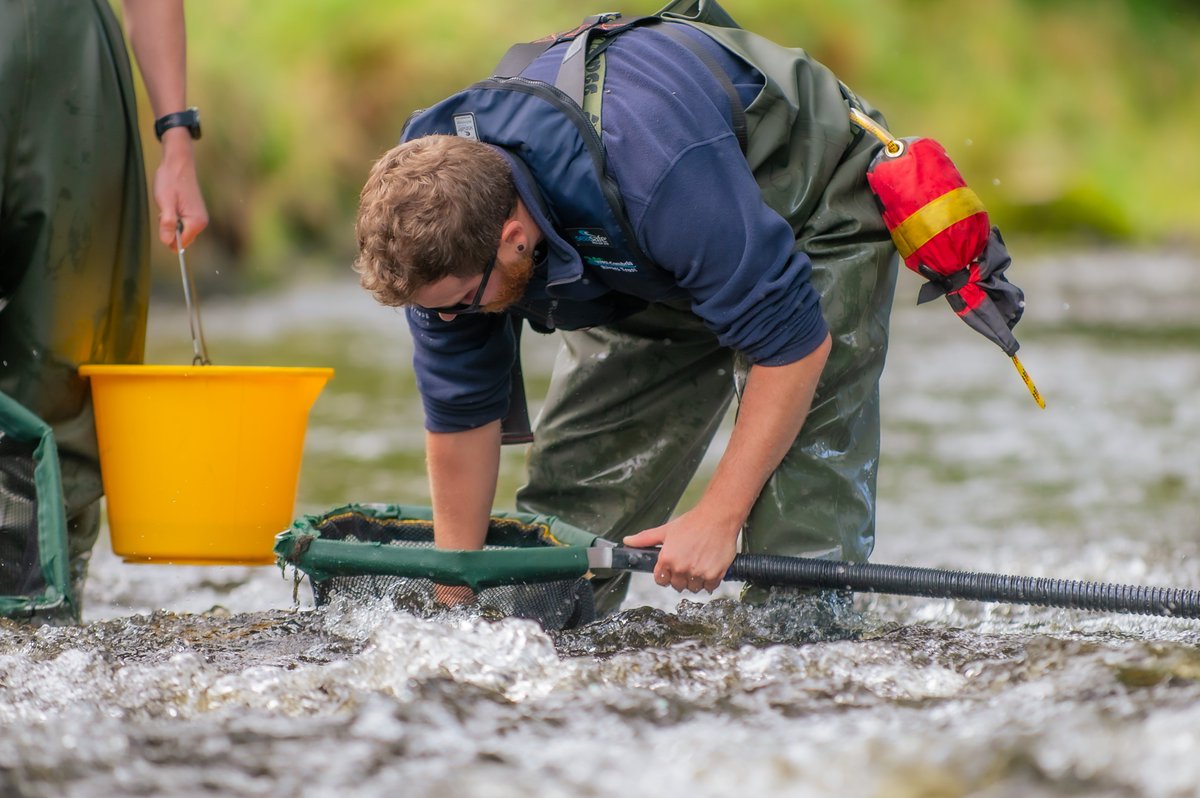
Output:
top-left (426, 421), bottom-right (502, 550)
top-left (122, 0), bottom-right (208, 248)
top-left (120, 0), bottom-right (187, 118)
top-left (622, 334), bottom-right (832, 592)
top-left (699, 334), bottom-right (832, 530)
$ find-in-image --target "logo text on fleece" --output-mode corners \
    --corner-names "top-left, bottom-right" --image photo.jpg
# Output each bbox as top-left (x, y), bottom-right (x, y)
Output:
top-left (570, 228), bottom-right (612, 248)
top-left (584, 255), bottom-right (636, 272)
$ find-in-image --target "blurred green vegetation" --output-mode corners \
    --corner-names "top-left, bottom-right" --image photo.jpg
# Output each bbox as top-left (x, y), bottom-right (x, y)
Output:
top-left (125, 0), bottom-right (1200, 287)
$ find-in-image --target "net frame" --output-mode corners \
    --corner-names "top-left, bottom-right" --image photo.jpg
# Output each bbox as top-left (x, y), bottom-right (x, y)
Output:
top-left (0, 390), bottom-right (72, 617)
top-left (276, 503), bottom-right (603, 629)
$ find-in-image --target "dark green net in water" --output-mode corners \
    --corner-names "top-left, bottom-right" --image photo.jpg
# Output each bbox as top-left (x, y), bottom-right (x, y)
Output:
top-left (0, 390), bottom-right (72, 619)
top-left (275, 504), bottom-right (602, 631)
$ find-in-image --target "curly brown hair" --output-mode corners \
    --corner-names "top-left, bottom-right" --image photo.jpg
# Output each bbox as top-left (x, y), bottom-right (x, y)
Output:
top-left (353, 135), bottom-right (516, 306)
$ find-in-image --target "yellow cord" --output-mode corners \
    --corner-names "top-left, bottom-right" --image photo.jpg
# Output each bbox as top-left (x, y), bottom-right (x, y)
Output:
top-left (848, 107), bottom-right (904, 156)
top-left (1011, 354), bottom-right (1046, 409)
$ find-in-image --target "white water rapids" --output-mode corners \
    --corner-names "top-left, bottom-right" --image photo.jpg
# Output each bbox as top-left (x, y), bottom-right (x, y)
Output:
top-left (2, 249), bottom-right (1199, 797)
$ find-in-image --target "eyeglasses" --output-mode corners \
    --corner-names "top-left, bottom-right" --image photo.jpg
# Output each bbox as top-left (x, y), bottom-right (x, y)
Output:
top-left (422, 255), bottom-right (497, 315)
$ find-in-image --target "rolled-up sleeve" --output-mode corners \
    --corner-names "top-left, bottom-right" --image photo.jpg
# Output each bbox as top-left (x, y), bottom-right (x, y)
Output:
top-left (406, 307), bottom-right (516, 432)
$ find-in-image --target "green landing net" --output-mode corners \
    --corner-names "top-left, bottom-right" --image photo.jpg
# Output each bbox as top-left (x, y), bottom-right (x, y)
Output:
top-left (277, 504), bottom-right (1200, 627)
top-left (0, 390), bottom-right (72, 618)
top-left (274, 504), bottom-right (605, 630)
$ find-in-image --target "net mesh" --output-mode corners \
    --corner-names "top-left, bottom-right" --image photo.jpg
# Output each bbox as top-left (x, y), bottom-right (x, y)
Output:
top-left (0, 390), bottom-right (71, 618)
top-left (0, 433), bottom-right (45, 597)
top-left (287, 508), bottom-right (597, 631)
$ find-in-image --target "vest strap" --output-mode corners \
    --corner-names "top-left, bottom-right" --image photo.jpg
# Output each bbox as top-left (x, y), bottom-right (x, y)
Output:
top-left (495, 12), bottom-right (627, 78)
top-left (493, 13), bottom-right (749, 155)
top-left (494, 41), bottom-right (557, 77)
top-left (553, 14), bottom-right (651, 105)
top-left (544, 16), bottom-right (749, 155)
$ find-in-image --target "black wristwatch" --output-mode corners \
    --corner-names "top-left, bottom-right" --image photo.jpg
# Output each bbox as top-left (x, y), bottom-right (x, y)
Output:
top-left (154, 107), bottom-right (202, 141)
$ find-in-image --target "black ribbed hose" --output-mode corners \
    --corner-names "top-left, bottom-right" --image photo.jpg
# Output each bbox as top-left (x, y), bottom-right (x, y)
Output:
top-left (611, 549), bottom-right (1200, 619)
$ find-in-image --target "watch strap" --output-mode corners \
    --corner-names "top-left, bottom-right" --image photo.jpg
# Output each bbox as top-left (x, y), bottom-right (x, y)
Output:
top-left (154, 107), bottom-right (202, 141)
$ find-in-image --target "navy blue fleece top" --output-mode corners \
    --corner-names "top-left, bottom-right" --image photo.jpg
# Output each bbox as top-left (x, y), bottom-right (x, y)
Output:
top-left (408, 25), bottom-right (828, 432)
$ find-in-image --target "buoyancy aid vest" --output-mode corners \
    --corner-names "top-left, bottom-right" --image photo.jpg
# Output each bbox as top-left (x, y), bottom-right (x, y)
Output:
top-left (400, 0), bottom-right (881, 332)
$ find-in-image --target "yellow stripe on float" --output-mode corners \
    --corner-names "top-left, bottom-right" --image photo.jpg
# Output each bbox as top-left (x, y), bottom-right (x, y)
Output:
top-left (891, 187), bottom-right (987, 260)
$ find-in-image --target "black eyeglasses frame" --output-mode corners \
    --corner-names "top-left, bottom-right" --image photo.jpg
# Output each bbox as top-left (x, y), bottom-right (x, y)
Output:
top-left (421, 255), bottom-right (498, 315)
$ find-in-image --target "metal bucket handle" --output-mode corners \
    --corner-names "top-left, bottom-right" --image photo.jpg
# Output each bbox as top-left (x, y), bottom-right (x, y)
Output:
top-left (175, 223), bottom-right (211, 366)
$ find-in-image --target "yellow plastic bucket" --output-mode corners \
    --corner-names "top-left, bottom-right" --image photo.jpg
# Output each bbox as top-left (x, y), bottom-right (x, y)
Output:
top-left (78, 365), bottom-right (333, 565)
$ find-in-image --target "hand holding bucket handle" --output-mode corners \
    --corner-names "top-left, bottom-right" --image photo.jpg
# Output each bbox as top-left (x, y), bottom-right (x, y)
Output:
top-left (175, 221), bottom-right (211, 366)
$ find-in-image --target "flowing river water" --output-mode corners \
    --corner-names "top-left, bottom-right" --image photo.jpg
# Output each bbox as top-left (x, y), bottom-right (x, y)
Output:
top-left (3, 249), bottom-right (1200, 797)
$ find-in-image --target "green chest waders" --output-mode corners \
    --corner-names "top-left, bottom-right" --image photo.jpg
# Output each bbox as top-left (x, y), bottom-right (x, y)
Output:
top-left (513, 0), bottom-right (899, 613)
top-left (0, 0), bottom-right (150, 618)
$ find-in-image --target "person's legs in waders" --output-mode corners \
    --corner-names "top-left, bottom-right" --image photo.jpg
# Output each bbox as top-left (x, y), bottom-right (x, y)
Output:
top-left (518, 141), bottom-right (896, 615)
top-left (517, 151), bottom-right (896, 615)
top-left (737, 126), bottom-right (899, 603)
top-left (0, 0), bottom-right (150, 622)
top-left (516, 304), bottom-right (735, 616)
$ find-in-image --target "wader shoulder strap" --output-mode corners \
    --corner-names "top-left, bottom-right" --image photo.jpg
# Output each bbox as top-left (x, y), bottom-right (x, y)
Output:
top-left (502, 13), bottom-right (749, 156)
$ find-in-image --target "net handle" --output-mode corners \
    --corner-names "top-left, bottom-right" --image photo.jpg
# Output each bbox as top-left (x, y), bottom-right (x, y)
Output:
top-left (279, 533), bottom-right (1200, 620)
top-left (603, 548), bottom-right (1200, 619)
